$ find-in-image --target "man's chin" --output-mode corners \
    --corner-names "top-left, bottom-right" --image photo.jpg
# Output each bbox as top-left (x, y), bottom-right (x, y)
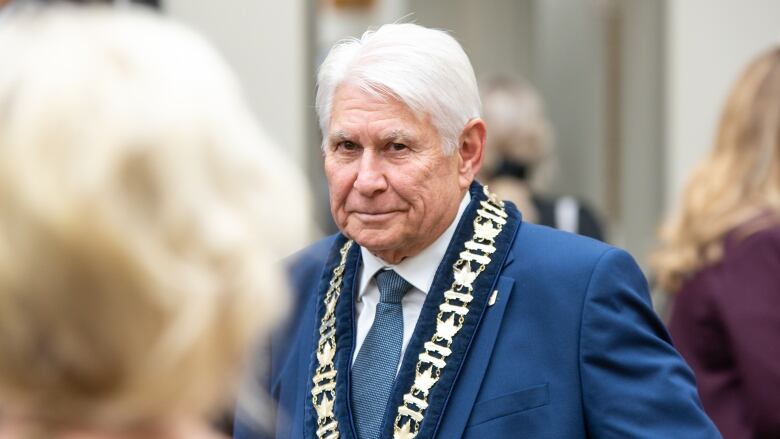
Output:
top-left (344, 230), bottom-right (398, 253)
top-left (342, 228), bottom-right (414, 264)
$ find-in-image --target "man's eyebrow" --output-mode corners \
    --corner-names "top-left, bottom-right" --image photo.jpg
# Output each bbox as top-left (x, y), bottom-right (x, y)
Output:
top-left (381, 129), bottom-right (414, 143)
top-left (327, 129), bottom-right (414, 144)
top-left (328, 130), bottom-right (351, 142)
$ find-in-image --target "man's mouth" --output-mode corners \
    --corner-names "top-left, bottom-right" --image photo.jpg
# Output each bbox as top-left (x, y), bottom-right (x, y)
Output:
top-left (352, 211), bottom-right (399, 222)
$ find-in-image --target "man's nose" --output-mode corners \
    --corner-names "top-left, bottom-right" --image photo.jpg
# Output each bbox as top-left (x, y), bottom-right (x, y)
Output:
top-left (353, 150), bottom-right (387, 196)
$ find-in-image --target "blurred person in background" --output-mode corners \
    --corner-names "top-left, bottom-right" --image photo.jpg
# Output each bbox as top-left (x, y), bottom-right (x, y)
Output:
top-left (653, 47), bottom-right (780, 439)
top-left (480, 76), bottom-right (604, 241)
top-left (0, 5), bottom-right (308, 439)
top-left (0, 0), bottom-right (159, 19)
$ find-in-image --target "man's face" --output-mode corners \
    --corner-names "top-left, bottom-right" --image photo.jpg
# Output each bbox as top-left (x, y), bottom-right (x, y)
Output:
top-left (324, 84), bottom-right (469, 264)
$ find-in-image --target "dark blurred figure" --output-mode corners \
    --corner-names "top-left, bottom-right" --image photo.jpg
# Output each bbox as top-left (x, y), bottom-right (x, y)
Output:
top-left (0, 5), bottom-right (307, 439)
top-left (480, 76), bottom-right (604, 241)
top-left (0, 0), bottom-right (159, 13)
top-left (653, 47), bottom-right (780, 439)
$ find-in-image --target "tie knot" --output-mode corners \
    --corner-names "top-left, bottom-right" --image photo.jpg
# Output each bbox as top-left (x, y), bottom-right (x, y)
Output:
top-left (375, 270), bottom-right (411, 304)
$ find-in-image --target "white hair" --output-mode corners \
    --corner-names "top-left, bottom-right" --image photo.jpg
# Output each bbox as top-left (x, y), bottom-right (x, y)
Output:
top-left (316, 23), bottom-right (481, 154)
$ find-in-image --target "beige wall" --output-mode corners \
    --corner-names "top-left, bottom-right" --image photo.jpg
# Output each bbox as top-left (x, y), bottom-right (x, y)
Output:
top-left (165, 0), bottom-right (309, 165)
top-left (533, 0), bottom-right (605, 208)
top-left (409, 0), bottom-right (534, 79)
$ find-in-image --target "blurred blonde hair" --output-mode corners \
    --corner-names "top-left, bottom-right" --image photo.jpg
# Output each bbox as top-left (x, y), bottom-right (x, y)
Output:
top-left (0, 5), bottom-right (308, 433)
top-left (653, 47), bottom-right (780, 293)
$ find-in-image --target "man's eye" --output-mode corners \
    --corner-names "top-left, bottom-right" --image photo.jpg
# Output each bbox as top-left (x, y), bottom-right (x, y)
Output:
top-left (389, 143), bottom-right (407, 151)
top-left (336, 141), bottom-right (358, 151)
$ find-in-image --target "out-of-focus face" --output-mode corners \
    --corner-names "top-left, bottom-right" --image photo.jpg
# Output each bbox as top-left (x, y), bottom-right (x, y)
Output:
top-left (324, 84), bottom-right (482, 264)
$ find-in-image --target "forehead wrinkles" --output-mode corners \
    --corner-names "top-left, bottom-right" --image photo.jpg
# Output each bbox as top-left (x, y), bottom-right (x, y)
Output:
top-left (331, 109), bottom-right (419, 135)
top-left (332, 85), bottom-right (419, 119)
top-left (329, 85), bottom-right (438, 143)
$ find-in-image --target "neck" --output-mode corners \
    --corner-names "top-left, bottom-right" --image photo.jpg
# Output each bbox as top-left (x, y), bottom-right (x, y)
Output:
top-left (371, 250), bottom-right (408, 266)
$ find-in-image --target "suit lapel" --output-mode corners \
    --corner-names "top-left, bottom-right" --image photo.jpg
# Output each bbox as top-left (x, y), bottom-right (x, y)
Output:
top-left (304, 236), bottom-right (361, 439)
top-left (433, 274), bottom-right (515, 438)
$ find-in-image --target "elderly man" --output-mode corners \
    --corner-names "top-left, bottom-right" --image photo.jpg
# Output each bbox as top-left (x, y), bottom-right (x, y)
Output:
top-left (235, 24), bottom-right (720, 439)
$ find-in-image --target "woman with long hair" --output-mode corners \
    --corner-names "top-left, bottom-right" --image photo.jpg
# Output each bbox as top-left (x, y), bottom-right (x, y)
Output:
top-left (653, 47), bottom-right (780, 439)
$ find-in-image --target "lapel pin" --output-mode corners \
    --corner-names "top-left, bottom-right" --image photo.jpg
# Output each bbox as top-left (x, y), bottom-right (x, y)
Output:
top-left (488, 290), bottom-right (498, 306)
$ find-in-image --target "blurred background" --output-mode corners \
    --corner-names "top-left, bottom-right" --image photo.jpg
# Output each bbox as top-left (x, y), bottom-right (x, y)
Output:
top-left (153, 0), bottom-right (780, 275)
top-left (8, 0), bottom-right (780, 273)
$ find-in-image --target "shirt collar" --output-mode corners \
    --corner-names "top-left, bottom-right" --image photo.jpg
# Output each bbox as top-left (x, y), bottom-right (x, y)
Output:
top-left (359, 192), bottom-right (471, 297)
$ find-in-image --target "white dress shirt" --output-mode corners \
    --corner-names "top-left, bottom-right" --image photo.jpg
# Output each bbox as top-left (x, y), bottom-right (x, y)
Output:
top-left (353, 193), bottom-right (471, 366)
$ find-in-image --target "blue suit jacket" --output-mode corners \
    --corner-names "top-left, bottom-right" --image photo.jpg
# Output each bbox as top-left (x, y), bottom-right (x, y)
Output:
top-left (236, 185), bottom-right (720, 439)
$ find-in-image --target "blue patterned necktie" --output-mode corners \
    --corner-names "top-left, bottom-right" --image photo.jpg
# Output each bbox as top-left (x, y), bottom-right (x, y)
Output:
top-left (351, 269), bottom-right (412, 439)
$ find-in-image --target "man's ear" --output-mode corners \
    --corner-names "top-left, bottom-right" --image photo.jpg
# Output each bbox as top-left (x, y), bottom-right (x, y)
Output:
top-left (457, 118), bottom-right (487, 189)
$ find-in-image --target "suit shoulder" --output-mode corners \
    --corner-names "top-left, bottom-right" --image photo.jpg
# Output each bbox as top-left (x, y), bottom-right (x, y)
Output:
top-left (286, 234), bottom-right (338, 274)
top-left (284, 234), bottom-right (340, 299)
top-left (509, 221), bottom-right (641, 283)
top-left (515, 221), bottom-right (613, 260)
